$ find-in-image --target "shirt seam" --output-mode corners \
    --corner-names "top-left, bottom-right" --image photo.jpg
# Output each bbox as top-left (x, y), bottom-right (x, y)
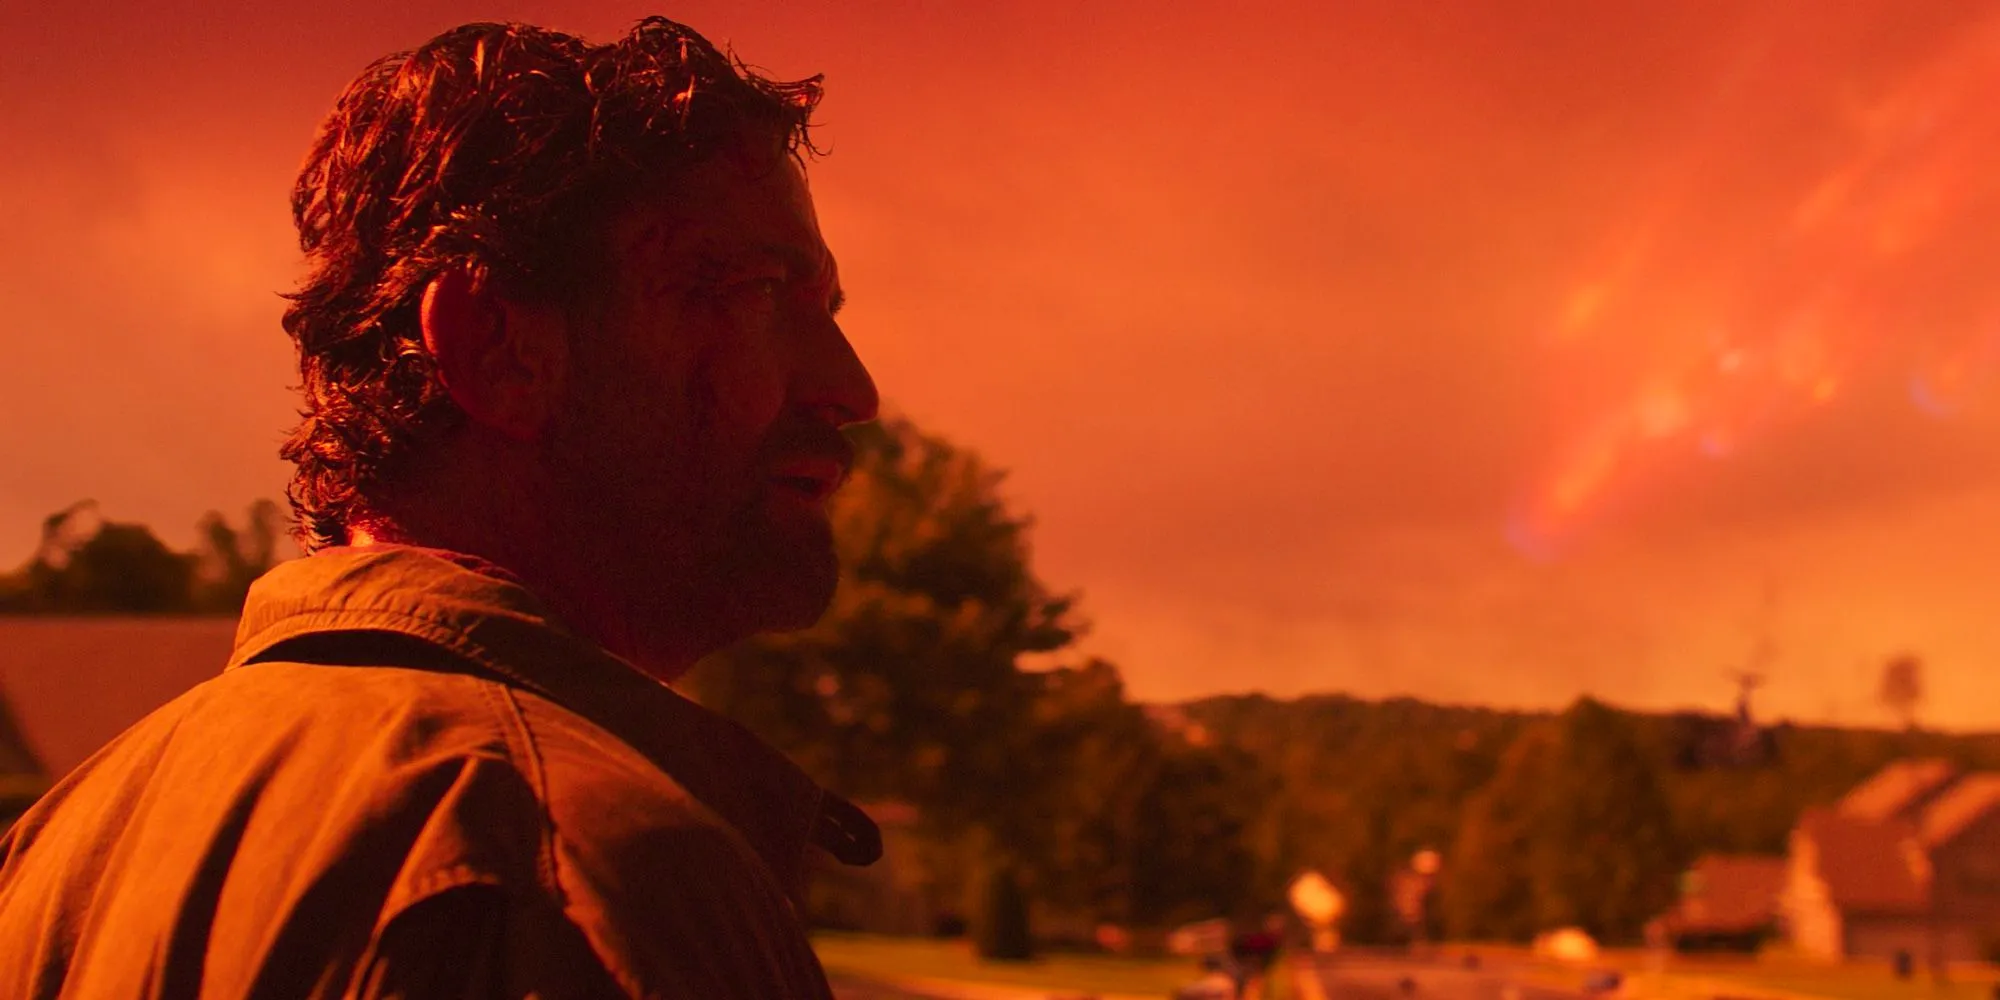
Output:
top-left (489, 682), bottom-right (564, 906)
top-left (507, 694), bottom-right (656, 1000)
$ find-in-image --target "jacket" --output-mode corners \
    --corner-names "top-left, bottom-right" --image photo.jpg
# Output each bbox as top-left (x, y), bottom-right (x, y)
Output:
top-left (0, 546), bottom-right (879, 998)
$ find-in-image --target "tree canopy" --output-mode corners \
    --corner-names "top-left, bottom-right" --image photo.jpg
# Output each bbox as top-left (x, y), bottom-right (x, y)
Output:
top-left (0, 499), bottom-right (287, 615)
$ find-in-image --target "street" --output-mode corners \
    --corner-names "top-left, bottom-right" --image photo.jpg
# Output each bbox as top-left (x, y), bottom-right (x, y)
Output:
top-left (829, 954), bottom-right (1593, 1000)
top-left (1306, 954), bottom-right (1586, 1000)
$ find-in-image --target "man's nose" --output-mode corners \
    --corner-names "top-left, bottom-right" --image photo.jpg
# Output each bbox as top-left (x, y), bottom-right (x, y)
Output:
top-left (802, 322), bottom-right (879, 427)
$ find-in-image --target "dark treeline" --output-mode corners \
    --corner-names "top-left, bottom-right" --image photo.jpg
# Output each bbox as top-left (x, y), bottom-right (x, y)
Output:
top-left (7, 421), bottom-right (1989, 951)
top-left (0, 499), bottom-right (288, 615)
top-left (1182, 693), bottom-right (2000, 946)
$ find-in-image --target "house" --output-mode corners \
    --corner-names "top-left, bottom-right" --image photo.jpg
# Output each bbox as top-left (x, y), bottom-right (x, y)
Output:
top-left (1784, 808), bottom-right (1936, 961)
top-left (1658, 854), bottom-right (1789, 951)
top-left (1782, 759), bottom-right (2000, 964)
top-left (0, 616), bottom-right (237, 785)
top-left (1917, 775), bottom-right (2000, 937)
top-left (1838, 758), bottom-right (1962, 824)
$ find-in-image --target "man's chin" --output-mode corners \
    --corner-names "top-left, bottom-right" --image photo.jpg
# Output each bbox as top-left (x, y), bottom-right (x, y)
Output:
top-left (736, 539), bottom-right (840, 634)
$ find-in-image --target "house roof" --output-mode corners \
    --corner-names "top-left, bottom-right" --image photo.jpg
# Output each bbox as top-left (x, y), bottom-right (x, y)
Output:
top-left (1797, 807), bottom-right (1930, 916)
top-left (1838, 758), bottom-right (1961, 824)
top-left (1670, 853), bottom-right (1788, 932)
top-left (1919, 773), bottom-right (2000, 848)
top-left (0, 617), bottom-right (235, 779)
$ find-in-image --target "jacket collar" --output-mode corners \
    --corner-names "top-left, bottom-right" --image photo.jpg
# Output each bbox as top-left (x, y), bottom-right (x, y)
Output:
top-left (226, 545), bottom-right (880, 897)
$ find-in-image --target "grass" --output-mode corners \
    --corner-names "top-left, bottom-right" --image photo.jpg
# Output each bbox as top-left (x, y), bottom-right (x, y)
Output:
top-left (812, 932), bottom-right (1207, 996)
top-left (1643, 962), bottom-right (1999, 1000)
top-left (1461, 944), bottom-right (2000, 1000)
top-left (814, 934), bottom-right (2000, 1000)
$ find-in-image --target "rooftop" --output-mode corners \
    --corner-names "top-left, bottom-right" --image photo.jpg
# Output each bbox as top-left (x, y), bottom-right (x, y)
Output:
top-left (1838, 757), bottom-right (1962, 824)
top-left (1920, 772), bottom-right (2000, 848)
top-left (0, 616), bottom-right (234, 779)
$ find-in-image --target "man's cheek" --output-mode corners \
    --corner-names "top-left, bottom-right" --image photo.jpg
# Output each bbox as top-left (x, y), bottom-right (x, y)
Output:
top-left (697, 347), bottom-right (788, 435)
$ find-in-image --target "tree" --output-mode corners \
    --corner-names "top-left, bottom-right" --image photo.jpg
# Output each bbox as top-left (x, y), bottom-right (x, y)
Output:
top-left (192, 499), bottom-right (288, 613)
top-left (1879, 653), bottom-right (1924, 732)
top-left (1437, 700), bottom-right (1681, 944)
top-left (1127, 741), bottom-right (1269, 928)
top-left (973, 862), bottom-right (1034, 961)
top-left (1, 499), bottom-right (293, 615)
top-left (1440, 723), bottom-right (1558, 942)
top-left (1009, 660), bottom-right (1164, 924)
top-left (1525, 698), bottom-right (1683, 942)
top-left (3, 501), bottom-right (198, 614)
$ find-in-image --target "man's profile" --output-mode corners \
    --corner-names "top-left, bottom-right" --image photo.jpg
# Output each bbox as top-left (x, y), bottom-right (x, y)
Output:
top-left (0, 17), bottom-right (880, 998)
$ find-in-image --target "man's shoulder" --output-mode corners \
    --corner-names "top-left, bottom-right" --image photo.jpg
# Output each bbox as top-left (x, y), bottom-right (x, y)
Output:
top-left (0, 658), bottom-right (568, 998)
top-left (502, 685), bottom-right (743, 852)
top-left (25, 656), bottom-right (554, 869)
top-left (163, 656), bottom-right (528, 777)
top-left (501, 691), bottom-right (831, 998)
top-left (502, 689), bottom-right (800, 898)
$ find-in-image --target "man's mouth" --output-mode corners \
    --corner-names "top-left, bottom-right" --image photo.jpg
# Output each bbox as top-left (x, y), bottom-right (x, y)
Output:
top-left (768, 457), bottom-right (847, 503)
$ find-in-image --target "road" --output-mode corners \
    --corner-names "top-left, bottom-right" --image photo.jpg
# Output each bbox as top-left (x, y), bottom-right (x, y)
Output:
top-left (1306, 953), bottom-right (1588, 1000)
top-left (827, 953), bottom-right (1596, 1000)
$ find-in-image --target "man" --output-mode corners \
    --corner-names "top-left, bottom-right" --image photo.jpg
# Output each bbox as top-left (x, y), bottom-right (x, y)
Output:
top-left (0, 17), bottom-right (880, 999)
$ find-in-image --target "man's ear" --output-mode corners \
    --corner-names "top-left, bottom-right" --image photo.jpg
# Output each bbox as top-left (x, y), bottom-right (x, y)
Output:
top-left (420, 267), bottom-right (569, 443)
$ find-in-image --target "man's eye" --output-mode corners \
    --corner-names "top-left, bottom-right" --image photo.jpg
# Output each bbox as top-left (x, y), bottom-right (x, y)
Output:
top-left (728, 277), bottom-right (784, 306)
top-left (715, 276), bottom-right (785, 328)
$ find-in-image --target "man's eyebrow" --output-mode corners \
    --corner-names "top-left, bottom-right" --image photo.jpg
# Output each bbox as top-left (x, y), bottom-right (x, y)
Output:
top-left (754, 241), bottom-right (843, 313)
top-left (775, 242), bottom-right (840, 284)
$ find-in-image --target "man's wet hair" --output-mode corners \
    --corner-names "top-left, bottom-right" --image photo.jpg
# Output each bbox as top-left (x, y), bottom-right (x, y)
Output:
top-left (279, 18), bottom-right (821, 551)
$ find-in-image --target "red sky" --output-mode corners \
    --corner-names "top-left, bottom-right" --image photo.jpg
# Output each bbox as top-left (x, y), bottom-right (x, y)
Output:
top-left (6, 1), bottom-right (2000, 726)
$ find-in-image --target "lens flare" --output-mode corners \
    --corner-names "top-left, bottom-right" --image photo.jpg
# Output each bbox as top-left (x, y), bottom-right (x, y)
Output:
top-left (1514, 8), bottom-right (2000, 557)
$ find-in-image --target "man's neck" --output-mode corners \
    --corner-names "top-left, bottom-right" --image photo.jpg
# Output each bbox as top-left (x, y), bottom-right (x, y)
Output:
top-left (343, 524), bottom-right (703, 683)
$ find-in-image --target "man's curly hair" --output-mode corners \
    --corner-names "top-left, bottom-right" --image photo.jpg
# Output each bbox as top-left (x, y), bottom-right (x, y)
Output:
top-left (279, 18), bottom-right (822, 551)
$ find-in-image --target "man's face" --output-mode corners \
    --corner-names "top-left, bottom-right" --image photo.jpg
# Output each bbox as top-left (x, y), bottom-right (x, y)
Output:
top-left (545, 146), bottom-right (877, 661)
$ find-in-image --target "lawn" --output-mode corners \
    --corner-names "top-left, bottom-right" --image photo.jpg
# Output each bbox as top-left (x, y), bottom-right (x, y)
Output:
top-left (1468, 945), bottom-right (2000, 1000)
top-left (812, 934), bottom-right (2000, 1000)
top-left (812, 933), bottom-right (1216, 997)
top-left (1643, 962), bottom-right (1999, 1000)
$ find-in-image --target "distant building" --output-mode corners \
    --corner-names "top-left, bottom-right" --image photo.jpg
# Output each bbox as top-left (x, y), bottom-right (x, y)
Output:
top-left (0, 617), bottom-right (235, 779)
top-left (1657, 854), bottom-right (1789, 951)
top-left (0, 616), bottom-right (237, 829)
top-left (1785, 808), bottom-right (1934, 961)
top-left (1837, 758), bottom-right (1962, 824)
top-left (1782, 759), bottom-right (2000, 964)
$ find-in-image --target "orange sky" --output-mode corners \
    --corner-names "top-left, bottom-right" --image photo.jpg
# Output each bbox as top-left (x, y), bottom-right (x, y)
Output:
top-left (6, 1), bottom-right (2000, 727)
